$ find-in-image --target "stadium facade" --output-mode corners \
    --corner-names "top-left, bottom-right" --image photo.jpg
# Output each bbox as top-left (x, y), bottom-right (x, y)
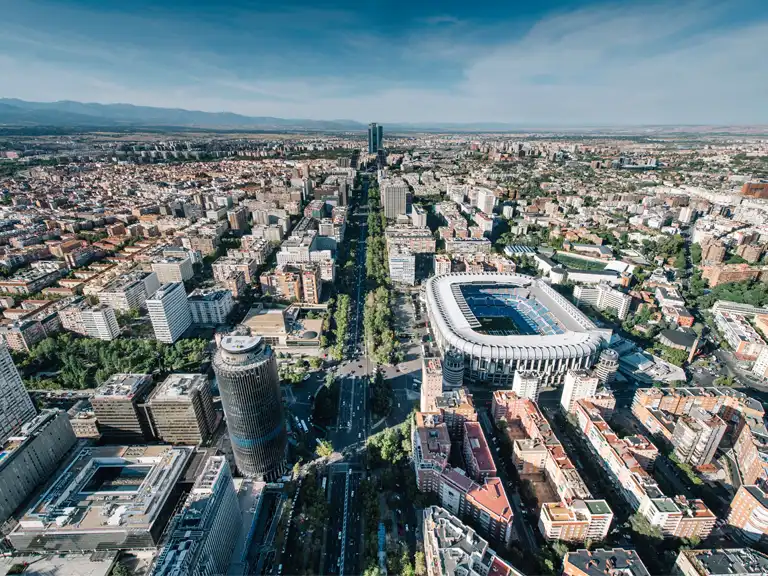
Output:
top-left (425, 273), bottom-right (609, 386)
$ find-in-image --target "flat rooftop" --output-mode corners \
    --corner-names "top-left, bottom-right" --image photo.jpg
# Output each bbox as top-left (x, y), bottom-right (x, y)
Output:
top-left (0, 551), bottom-right (118, 576)
top-left (15, 445), bottom-right (193, 536)
top-left (565, 548), bottom-right (651, 576)
top-left (149, 373), bottom-right (209, 401)
top-left (94, 373), bottom-right (152, 399)
top-left (680, 548), bottom-right (768, 576)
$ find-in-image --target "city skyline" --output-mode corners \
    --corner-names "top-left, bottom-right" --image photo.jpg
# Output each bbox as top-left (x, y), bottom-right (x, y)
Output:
top-left (1, 0), bottom-right (768, 125)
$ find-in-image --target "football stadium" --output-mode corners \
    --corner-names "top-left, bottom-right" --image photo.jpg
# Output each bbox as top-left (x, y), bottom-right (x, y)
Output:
top-left (425, 273), bottom-right (609, 386)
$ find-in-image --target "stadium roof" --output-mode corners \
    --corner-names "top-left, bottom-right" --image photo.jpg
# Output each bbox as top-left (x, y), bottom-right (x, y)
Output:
top-left (426, 273), bottom-right (607, 361)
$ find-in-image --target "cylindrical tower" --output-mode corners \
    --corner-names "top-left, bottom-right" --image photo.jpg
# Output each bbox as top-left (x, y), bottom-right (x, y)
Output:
top-left (213, 335), bottom-right (286, 480)
top-left (442, 349), bottom-right (465, 389)
top-left (595, 348), bottom-right (619, 386)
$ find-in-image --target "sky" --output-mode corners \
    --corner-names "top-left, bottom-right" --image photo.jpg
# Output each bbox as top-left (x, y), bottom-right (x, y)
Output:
top-left (1, 0), bottom-right (767, 125)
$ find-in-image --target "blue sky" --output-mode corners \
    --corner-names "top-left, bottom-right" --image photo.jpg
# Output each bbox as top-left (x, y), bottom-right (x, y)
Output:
top-left (1, 0), bottom-right (767, 124)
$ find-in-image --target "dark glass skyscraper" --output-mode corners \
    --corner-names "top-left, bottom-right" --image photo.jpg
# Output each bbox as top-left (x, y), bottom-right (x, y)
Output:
top-left (368, 122), bottom-right (384, 153)
top-left (213, 335), bottom-right (286, 479)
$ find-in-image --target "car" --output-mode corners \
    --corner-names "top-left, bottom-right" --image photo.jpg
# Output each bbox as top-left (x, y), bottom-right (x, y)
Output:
top-left (303, 374), bottom-right (311, 382)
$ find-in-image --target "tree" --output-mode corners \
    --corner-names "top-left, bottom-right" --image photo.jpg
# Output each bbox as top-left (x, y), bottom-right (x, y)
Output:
top-left (363, 565), bottom-right (383, 576)
top-left (325, 373), bottom-right (335, 388)
top-left (629, 512), bottom-right (663, 539)
top-left (414, 551), bottom-right (426, 576)
top-left (315, 439), bottom-right (334, 458)
top-left (110, 563), bottom-right (131, 576)
top-left (308, 356), bottom-right (322, 369)
top-left (400, 551), bottom-right (416, 576)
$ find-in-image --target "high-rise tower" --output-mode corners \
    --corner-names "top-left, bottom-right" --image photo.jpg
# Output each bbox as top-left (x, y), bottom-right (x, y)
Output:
top-left (0, 342), bottom-right (36, 443)
top-left (213, 335), bottom-right (286, 479)
top-left (368, 122), bottom-right (384, 154)
top-left (595, 348), bottom-right (620, 386)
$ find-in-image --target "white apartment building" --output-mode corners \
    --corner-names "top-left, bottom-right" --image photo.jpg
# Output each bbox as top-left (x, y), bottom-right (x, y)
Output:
top-left (188, 289), bottom-right (234, 325)
top-left (754, 348), bottom-right (768, 379)
top-left (560, 369), bottom-right (599, 413)
top-left (434, 254), bottom-right (451, 276)
top-left (512, 370), bottom-right (542, 401)
top-left (98, 272), bottom-right (160, 312)
top-left (151, 257), bottom-right (194, 284)
top-left (389, 245), bottom-right (416, 285)
top-left (574, 283), bottom-right (632, 320)
top-left (381, 178), bottom-right (408, 219)
top-left (81, 305), bottom-right (121, 341)
top-left (0, 342), bottom-right (36, 443)
top-left (147, 282), bottom-right (192, 344)
top-left (475, 188), bottom-right (497, 215)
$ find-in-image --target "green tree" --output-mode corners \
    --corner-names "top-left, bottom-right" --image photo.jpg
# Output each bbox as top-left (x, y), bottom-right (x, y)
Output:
top-left (315, 439), bottom-right (334, 458)
top-left (110, 563), bottom-right (131, 576)
top-left (414, 552), bottom-right (426, 576)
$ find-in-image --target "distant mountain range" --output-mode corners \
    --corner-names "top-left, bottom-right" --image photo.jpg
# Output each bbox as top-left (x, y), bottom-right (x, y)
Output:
top-left (1, 98), bottom-right (767, 134)
top-left (0, 98), bottom-right (369, 131)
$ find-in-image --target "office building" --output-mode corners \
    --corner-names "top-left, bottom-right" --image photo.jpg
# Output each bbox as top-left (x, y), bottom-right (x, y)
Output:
top-left (0, 410), bottom-right (76, 524)
top-left (91, 373), bottom-right (155, 441)
top-left (511, 370), bottom-right (542, 401)
top-left (213, 335), bottom-right (286, 479)
top-left (381, 178), bottom-right (408, 219)
top-left (0, 342), bottom-right (36, 444)
top-left (81, 305), bottom-right (121, 341)
top-left (595, 348), bottom-right (620, 385)
top-left (368, 122), bottom-right (383, 154)
top-left (422, 506), bottom-right (521, 576)
top-left (561, 369), bottom-right (599, 413)
top-left (727, 485), bottom-right (768, 544)
top-left (574, 283), bottom-right (631, 320)
top-left (188, 288), bottom-right (234, 325)
top-left (147, 373), bottom-right (217, 444)
top-left (9, 445), bottom-right (193, 551)
top-left (671, 407), bottom-right (726, 467)
top-left (152, 456), bottom-right (239, 576)
top-left (147, 282), bottom-right (193, 344)
top-left (674, 548), bottom-right (768, 576)
top-left (151, 257), bottom-right (194, 284)
top-left (562, 549), bottom-right (651, 576)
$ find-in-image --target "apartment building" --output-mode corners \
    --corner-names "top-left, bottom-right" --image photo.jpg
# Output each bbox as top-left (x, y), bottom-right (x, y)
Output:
top-left (463, 422), bottom-right (497, 481)
top-left (422, 506), bottom-right (520, 576)
top-left (152, 256), bottom-right (194, 284)
top-left (98, 271), bottom-right (160, 312)
top-left (412, 412), bottom-right (452, 492)
top-left (576, 398), bottom-right (715, 539)
top-left (385, 225), bottom-right (437, 254)
top-left (674, 548), bottom-right (768, 576)
top-left (147, 282), bottom-right (192, 344)
top-left (389, 244), bottom-right (416, 285)
top-left (188, 289), bottom-right (234, 325)
top-left (445, 238), bottom-right (493, 256)
top-left (491, 390), bottom-right (612, 542)
top-left (727, 485), bottom-right (768, 545)
top-left (212, 254), bottom-right (259, 284)
top-left (511, 370), bottom-right (542, 402)
top-left (81, 305), bottom-right (121, 340)
top-left (714, 311), bottom-right (766, 361)
top-left (671, 407), bottom-right (727, 467)
top-left (562, 549), bottom-right (651, 576)
top-left (421, 357), bottom-right (443, 413)
top-left (434, 254), bottom-right (452, 275)
top-left (574, 283), bottom-right (632, 320)
top-left (561, 369), bottom-right (599, 413)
